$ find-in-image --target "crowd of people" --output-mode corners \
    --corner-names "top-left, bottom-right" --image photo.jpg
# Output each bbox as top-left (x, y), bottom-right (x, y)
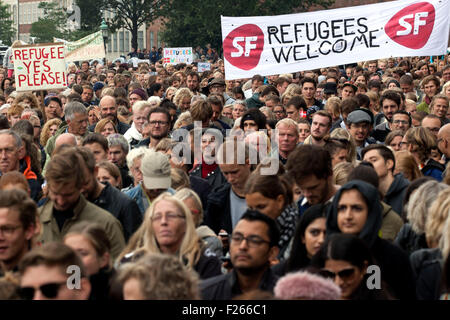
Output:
top-left (0, 50), bottom-right (449, 301)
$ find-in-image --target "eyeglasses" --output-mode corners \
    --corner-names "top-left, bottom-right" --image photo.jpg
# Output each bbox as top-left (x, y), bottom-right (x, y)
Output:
top-left (230, 233), bottom-right (270, 247)
top-left (18, 282), bottom-right (66, 300)
top-left (149, 120), bottom-right (168, 126)
top-left (151, 212), bottom-right (185, 222)
top-left (0, 225), bottom-right (22, 237)
top-left (320, 268), bottom-right (356, 281)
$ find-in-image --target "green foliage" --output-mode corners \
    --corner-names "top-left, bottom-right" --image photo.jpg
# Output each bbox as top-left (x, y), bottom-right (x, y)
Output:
top-left (75, 0), bottom-right (103, 32)
top-left (0, 0), bottom-right (15, 45)
top-left (30, 2), bottom-right (70, 43)
top-left (158, 0), bottom-right (335, 49)
top-left (102, 0), bottom-right (161, 51)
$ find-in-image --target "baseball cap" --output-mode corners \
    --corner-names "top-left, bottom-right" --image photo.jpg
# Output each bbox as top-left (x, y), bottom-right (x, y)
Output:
top-left (208, 78), bottom-right (225, 87)
top-left (93, 82), bottom-right (105, 92)
top-left (122, 70), bottom-right (132, 77)
top-left (347, 109), bottom-right (372, 124)
top-left (141, 150), bottom-right (171, 190)
top-left (342, 81), bottom-right (357, 92)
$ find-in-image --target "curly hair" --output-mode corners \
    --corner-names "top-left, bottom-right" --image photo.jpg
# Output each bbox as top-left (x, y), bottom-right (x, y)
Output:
top-left (40, 118), bottom-right (62, 147)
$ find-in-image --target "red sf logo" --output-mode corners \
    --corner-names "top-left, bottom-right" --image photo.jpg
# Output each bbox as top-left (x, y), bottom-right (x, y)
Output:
top-left (385, 2), bottom-right (435, 49)
top-left (223, 24), bottom-right (264, 70)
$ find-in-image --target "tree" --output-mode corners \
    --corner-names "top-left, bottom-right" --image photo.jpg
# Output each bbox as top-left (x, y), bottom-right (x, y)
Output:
top-left (75, 0), bottom-right (103, 34)
top-left (30, 2), bottom-right (70, 43)
top-left (0, 0), bottom-right (15, 45)
top-left (102, 0), bottom-right (161, 52)
top-left (158, 0), bottom-right (335, 50)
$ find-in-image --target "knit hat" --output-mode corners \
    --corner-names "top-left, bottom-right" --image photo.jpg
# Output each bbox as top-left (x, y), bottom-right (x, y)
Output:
top-left (131, 88), bottom-right (148, 100)
top-left (274, 271), bottom-right (341, 300)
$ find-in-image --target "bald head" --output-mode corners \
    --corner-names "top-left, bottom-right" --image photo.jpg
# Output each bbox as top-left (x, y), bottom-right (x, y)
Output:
top-left (55, 133), bottom-right (77, 150)
top-left (99, 95), bottom-right (117, 122)
top-left (437, 123), bottom-right (450, 158)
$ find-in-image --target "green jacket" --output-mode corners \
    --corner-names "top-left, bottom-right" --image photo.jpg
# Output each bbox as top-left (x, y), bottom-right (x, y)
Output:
top-left (39, 195), bottom-right (126, 259)
top-left (380, 201), bottom-right (404, 242)
top-left (416, 101), bottom-right (430, 114)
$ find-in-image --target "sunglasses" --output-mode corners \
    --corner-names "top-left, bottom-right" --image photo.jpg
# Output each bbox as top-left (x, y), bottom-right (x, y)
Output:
top-left (18, 282), bottom-right (66, 300)
top-left (320, 268), bottom-right (356, 280)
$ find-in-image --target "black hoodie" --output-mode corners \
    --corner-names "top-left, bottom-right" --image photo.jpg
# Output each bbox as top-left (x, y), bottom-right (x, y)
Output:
top-left (327, 180), bottom-right (416, 300)
top-left (384, 173), bottom-right (410, 216)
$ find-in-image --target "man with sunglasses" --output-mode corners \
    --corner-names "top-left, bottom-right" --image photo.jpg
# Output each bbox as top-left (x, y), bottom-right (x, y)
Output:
top-left (18, 242), bottom-right (91, 300)
top-left (201, 210), bottom-right (280, 300)
top-left (0, 189), bottom-right (37, 276)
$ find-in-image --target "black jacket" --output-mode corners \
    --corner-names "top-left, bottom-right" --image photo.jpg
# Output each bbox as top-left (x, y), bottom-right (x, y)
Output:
top-left (410, 248), bottom-right (442, 300)
top-left (394, 223), bottom-right (428, 256)
top-left (371, 121), bottom-right (391, 142)
top-left (327, 180), bottom-right (416, 300)
top-left (88, 120), bottom-right (130, 135)
top-left (190, 164), bottom-right (227, 192)
top-left (204, 183), bottom-right (232, 234)
top-left (189, 175), bottom-right (212, 211)
top-left (89, 268), bottom-right (116, 300)
top-left (200, 268), bottom-right (278, 300)
top-left (384, 173), bottom-right (409, 216)
top-left (91, 182), bottom-right (142, 241)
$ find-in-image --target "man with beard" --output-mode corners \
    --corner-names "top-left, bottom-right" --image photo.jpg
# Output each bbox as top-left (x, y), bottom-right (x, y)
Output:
top-left (39, 150), bottom-right (125, 259)
top-left (286, 144), bottom-right (339, 215)
top-left (77, 146), bottom-right (142, 241)
top-left (136, 107), bottom-right (171, 149)
top-left (303, 111), bottom-right (332, 147)
top-left (371, 91), bottom-right (401, 142)
top-left (201, 210), bottom-right (280, 299)
top-left (88, 96), bottom-right (130, 134)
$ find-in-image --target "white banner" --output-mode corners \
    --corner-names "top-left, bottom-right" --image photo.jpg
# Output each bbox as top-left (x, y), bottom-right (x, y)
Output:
top-left (163, 47), bottom-right (193, 65)
top-left (55, 31), bottom-right (106, 62)
top-left (13, 43), bottom-right (67, 92)
top-left (198, 62), bottom-right (211, 72)
top-left (221, 0), bottom-right (450, 80)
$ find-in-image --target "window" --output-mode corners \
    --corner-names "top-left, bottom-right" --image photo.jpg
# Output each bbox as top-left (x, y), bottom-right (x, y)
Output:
top-left (32, 3), bottom-right (37, 23)
top-left (138, 31), bottom-right (144, 51)
top-left (113, 33), bottom-right (118, 52)
top-left (125, 31), bottom-right (130, 53)
top-left (108, 33), bottom-right (112, 53)
top-left (119, 31), bottom-right (124, 52)
top-left (150, 31), bottom-right (154, 49)
top-left (157, 32), bottom-right (161, 48)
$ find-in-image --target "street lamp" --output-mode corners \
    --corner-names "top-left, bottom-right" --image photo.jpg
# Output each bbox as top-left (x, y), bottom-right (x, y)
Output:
top-left (100, 19), bottom-right (109, 65)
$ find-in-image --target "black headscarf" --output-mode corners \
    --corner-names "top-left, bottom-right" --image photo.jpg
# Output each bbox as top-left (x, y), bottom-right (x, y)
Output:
top-left (326, 180), bottom-right (382, 248)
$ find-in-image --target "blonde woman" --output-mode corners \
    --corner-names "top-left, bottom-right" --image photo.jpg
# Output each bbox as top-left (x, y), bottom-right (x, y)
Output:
top-left (117, 193), bottom-right (222, 279)
top-left (173, 111), bottom-right (192, 129)
top-left (173, 88), bottom-right (194, 112)
top-left (410, 187), bottom-right (450, 300)
top-left (40, 118), bottom-right (62, 147)
top-left (395, 180), bottom-right (447, 255)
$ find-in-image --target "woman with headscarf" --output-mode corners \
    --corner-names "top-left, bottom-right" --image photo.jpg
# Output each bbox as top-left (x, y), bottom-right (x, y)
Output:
top-left (327, 180), bottom-right (416, 300)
